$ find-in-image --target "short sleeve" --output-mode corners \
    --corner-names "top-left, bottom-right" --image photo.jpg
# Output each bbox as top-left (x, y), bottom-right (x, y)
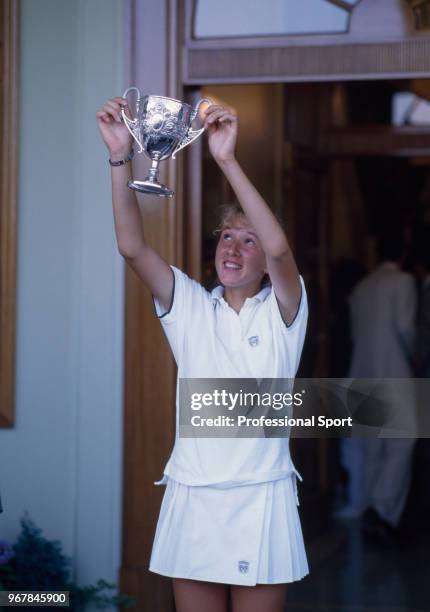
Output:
top-left (269, 276), bottom-right (308, 375)
top-left (269, 275), bottom-right (308, 333)
top-left (153, 265), bottom-right (181, 323)
top-left (152, 265), bottom-right (205, 363)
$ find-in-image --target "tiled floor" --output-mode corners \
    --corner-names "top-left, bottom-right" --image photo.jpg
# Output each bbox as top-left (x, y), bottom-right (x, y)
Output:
top-left (285, 517), bottom-right (430, 612)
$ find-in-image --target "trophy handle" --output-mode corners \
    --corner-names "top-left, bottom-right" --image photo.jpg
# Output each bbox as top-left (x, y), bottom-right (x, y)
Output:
top-left (171, 98), bottom-right (212, 159)
top-left (121, 86), bottom-right (144, 153)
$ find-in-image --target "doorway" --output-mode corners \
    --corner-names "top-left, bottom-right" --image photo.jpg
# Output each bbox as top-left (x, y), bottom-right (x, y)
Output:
top-left (184, 78), bottom-right (430, 542)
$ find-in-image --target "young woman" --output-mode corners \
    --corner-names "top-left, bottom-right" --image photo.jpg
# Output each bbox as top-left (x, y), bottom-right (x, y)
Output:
top-left (96, 96), bottom-right (309, 612)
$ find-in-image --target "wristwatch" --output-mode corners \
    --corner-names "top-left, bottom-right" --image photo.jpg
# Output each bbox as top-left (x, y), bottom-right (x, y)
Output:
top-left (109, 149), bottom-right (134, 166)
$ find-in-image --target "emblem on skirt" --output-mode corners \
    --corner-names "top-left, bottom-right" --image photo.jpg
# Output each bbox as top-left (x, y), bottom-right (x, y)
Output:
top-left (248, 335), bottom-right (259, 347)
top-left (238, 560), bottom-right (250, 574)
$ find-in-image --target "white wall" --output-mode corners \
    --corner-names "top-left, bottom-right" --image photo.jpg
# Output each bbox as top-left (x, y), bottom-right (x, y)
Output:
top-left (0, 0), bottom-right (125, 604)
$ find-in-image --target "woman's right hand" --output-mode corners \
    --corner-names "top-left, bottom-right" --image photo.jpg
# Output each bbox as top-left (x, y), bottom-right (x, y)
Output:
top-left (96, 96), bottom-right (134, 159)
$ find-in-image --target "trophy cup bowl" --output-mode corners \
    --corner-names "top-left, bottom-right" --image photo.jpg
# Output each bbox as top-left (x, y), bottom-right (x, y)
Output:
top-left (122, 87), bottom-right (212, 197)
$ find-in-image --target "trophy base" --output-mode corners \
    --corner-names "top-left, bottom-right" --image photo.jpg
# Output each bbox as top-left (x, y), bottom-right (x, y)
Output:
top-left (127, 180), bottom-right (174, 198)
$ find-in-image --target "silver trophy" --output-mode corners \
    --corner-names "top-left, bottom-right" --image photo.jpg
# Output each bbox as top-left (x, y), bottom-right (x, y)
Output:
top-left (121, 87), bottom-right (212, 197)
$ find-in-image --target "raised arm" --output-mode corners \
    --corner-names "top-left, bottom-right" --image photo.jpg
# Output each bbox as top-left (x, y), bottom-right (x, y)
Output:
top-left (204, 105), bottom-right (301, 324)
top-left (96, 97), bottom-right (173, 311)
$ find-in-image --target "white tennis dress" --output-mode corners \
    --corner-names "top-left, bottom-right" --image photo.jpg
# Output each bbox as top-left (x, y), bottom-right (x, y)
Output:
top-left (149, 266), bottom-right (309, 585)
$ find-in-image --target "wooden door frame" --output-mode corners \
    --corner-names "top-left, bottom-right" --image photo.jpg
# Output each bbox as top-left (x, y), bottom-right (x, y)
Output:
top-left (0, 0), bottom-right (19, 428)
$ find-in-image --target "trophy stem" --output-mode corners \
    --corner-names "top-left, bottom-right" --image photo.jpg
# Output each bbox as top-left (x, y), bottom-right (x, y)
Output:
top-left (147, 157), bottom-right (160, 183)
top-left (127, 153), bottom-right (174, 197)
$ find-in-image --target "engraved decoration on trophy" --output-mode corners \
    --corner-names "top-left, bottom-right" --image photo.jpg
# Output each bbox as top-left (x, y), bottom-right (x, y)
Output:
top-left (121, 87), bottom-right (212, 197)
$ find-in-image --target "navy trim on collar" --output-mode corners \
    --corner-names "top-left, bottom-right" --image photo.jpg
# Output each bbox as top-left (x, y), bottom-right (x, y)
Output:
top-left (211, 284), bottom-right (271, 304)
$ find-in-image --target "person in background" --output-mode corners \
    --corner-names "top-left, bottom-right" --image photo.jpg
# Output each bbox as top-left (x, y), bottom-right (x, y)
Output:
top-left (341, 232), bottom-right (417, 545)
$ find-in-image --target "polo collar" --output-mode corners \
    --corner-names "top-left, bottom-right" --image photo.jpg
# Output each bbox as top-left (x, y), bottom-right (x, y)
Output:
top-left (211, 284), bottom-right (271, 306)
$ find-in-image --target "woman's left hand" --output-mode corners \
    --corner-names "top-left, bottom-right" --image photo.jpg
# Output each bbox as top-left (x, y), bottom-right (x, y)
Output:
top-left (204, 105), bottom-right (238, 164)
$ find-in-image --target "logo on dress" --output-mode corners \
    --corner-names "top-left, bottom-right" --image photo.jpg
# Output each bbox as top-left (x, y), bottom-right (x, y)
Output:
top-left (248, 336), bottom-right (259, 347)
top-left (238, 560), bottom-right (250, 574)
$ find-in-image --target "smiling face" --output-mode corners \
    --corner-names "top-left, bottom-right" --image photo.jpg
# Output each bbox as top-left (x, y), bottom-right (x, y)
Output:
top-left (215, 214), bottom-right (267, 290)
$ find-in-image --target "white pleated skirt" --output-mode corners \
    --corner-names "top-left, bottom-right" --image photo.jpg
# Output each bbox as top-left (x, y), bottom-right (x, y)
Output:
top-left (149, 473), bottom-right (309, 586)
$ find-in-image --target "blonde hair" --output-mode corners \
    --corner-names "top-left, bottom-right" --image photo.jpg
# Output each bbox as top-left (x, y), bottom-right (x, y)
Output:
top-left (213, 203), bottom-right (271, 288)
top-left (212, 203), bottom-right (246, 237)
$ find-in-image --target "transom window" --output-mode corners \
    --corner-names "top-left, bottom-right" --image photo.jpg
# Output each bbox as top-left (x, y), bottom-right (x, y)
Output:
top-left (193, 0), bottom-right (361, 39)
